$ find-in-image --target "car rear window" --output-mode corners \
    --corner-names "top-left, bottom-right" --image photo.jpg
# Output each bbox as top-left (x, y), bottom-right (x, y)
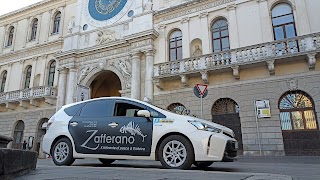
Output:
top-left (64, 103), bottom-right (85, 116)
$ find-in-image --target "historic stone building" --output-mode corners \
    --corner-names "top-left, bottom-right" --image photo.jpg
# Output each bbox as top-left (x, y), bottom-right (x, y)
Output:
top-left (0, 0), bottom-right (319, 157)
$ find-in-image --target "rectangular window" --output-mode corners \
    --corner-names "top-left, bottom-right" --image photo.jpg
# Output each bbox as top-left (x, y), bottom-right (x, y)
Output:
top-left (292, 111), bottom-right (304, 130)
top-left (304, 110), bottom-right (318, 129)
top-left (280, 112), bottom-right (292, 130)
top-left (274, 27), bottom-right (285, 40)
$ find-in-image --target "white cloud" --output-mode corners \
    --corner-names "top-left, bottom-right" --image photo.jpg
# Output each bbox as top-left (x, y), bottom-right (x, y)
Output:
top-left (0, 0), bottom-right (43, 16)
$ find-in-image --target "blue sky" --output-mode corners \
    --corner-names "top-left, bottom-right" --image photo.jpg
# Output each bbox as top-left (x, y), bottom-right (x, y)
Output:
top-left (0, 0), bottom-right (43, 16)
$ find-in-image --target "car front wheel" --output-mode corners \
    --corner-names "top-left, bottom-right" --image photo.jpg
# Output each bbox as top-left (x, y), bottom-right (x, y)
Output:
top-left (158, 135), bottom-right (194, 169)
top-left (52, 138), bottom-right (75, 166)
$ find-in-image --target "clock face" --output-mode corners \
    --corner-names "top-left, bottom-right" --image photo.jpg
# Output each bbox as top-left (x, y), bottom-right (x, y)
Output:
top-left (88, 0), bottom-right (128, 21)
top-left (84, 0), bottom-right (133, 27)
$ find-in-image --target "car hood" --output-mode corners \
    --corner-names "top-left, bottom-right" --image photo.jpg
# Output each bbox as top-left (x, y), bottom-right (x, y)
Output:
top-left (161, 110), bottom-right (235, 137)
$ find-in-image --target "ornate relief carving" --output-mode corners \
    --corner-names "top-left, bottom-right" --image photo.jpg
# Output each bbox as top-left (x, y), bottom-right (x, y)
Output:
top-left (307, 53), bottom-right (316, 70)
top-left (287, 79), bottom-right (298, 90)
top-left (78, 66), bottom-right (96, 84)
top-left (180, 74), bottom-right (189, 87)
top-left (267, 60), bottom-right (275, 75)
top-left (144, 0), bottom-right (153, 12)
top-left (111, 59), bottom-right (132, 88)
top-left (201, 71), bottom-right (209, 84)
top-left (96, 29), bottom-right (116, 45)
top-left (231, 66), bottom-right (240, 79)
top-left (68, 17), bottom-right (76, 34)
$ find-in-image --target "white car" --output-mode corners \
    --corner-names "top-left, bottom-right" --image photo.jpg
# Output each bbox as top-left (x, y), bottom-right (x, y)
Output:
top-left (43, 97), bottom-right (238, 169)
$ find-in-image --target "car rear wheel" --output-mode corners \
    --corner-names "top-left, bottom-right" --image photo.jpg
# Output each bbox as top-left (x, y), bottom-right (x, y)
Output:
top-left (99, 159), bottom-right (115, 166)
top-left (193, 161), bottom-right (213, 168)
top-left (158, 135), bottom-right (194, 169)
top-left (52, 138), bottom-right (75, 166)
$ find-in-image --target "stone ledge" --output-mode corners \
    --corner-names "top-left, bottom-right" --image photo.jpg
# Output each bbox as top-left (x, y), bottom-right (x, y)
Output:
top-left (0, 149), bottom-right (37, 180)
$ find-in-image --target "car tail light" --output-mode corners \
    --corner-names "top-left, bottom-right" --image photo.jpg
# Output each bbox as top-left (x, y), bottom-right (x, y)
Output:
top-left (47, 116), bottom-right (55, 130)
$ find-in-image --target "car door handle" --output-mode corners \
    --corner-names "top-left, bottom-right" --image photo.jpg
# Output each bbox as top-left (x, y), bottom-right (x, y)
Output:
top-left (70, 122), bottom-right (78, 127)
top-left (108, 122), bottom-right (118, 128)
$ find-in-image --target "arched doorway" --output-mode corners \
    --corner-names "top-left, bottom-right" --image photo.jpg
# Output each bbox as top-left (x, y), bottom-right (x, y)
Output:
top-left (90, 71), bottom-right (121, 98)
top-left (12, 120), bottom-right (25, 149)
top-left (279, 90), bottom-right (320, 155)
top-left (167, 103), bottom-right (190, 115)
top-left (36, 118), bottom-right (48, 158)
top-left (211, 98), bottom-right (243, 154)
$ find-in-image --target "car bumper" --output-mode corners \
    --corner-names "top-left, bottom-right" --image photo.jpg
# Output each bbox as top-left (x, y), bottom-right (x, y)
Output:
top-left (42, 132), bottom-right (55, 155)
top-left (187, 131), bottom-right (238, 162)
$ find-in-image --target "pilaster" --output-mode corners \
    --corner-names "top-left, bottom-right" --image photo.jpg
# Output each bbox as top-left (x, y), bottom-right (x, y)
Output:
top-left (181, 17), bottom-right (190, 59)
top-left (227, 4), bottom-right (240, 48)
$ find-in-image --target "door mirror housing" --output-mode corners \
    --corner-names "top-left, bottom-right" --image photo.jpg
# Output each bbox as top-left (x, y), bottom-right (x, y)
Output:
top-left (137, 110), bottom-right (151, 118)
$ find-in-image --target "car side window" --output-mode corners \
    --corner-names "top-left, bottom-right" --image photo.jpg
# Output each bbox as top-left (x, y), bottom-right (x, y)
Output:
top-left (64, 103), bottom-right (85, 116)
top-left (115, 103), bottom-right (144, 117)
top-left (80, 100), bottom-right (112, 117)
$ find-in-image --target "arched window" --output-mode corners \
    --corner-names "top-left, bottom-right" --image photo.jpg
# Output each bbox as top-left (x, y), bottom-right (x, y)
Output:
top-left (52, 12), bottom-right (61, 34)
top-left (24, 66), bottom-right (32, 89)
top-left (211, 19), bottom-right (229, 52)
top-left (279, 90), bottom-right (318, 130)
top-left (212, 98), bottom-right (239, 115)
top-left (48, 61), bottom-right (56, 86)
top-left (167, 103), bottom-right (189, 115)
top-left (169, 30), bottom-right (182, 61)
top-left (13, 120), bottom-right (25, 149)
top-left (30, 19), bottom-right (38, 41)
top-left (7, 26), bottom-right (14, 47)
top-left (272, 3), bottom-right (296, 40)
top-left (0, 71), bottom-right (7, 93)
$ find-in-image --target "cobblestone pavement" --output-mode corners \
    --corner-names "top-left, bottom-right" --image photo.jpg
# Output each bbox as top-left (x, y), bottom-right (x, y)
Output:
top-left (17, 156), bottom-right (320, 180)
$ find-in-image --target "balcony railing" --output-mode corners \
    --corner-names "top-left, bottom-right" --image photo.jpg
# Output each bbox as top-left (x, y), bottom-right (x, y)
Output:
top-left (154, 32), bottom-right (320, 78)
top-left (0, 86), bottom-right (57, 104)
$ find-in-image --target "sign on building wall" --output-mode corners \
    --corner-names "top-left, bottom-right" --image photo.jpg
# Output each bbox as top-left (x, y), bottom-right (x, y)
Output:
top-left (77, 85), bottom-right (90, 102)
top-left (255, 100), bottom-right (271, 118)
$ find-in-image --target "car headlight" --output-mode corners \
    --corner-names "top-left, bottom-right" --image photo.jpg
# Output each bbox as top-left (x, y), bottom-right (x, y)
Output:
top-left (188, 120), bottom-right (222, 133)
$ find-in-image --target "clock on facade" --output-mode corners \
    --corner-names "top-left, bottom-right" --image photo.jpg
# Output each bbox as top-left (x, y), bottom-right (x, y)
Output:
top-left (84, 0), bottom-right (133, 27)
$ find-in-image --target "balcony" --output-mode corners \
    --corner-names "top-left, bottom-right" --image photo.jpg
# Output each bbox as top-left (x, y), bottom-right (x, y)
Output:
top-left (153, 33), bottom-right (320, 87)
top-left (0, 86), bottom-right (57, 111)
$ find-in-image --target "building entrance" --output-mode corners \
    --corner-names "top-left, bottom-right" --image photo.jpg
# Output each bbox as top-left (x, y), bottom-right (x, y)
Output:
top-left (90, 71), bottom-right (121, 98)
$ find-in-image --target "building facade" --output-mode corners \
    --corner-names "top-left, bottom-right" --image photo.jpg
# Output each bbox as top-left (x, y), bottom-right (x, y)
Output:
top-left (0, 0), bottom-right (319, 157)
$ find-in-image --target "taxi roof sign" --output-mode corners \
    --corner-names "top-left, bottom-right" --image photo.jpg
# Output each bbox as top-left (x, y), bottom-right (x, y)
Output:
top-left (196, 84), bottom-right (208, 96)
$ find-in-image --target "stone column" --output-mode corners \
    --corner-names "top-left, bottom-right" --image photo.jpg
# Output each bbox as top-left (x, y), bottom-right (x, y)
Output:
top-left (257, 0), bottom-right (273, 42)
top-left (65, 67), bottom-right (77, 104)
top-left (144, 50), bottom-right (155, 101)
top-left (199, 12), bottom-right (210, 54)
top-left (131, 53), bottom-right (141, 100)
top-left (227, 4), bottom-right (240, 48)
top-left (181, 17), bottom-right (190, 58)
top-left (56, 68), bottom-right (68, 110)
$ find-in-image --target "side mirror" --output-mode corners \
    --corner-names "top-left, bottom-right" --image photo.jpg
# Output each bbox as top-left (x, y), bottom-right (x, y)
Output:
top-left (137, 110), bottom-right (151, 118)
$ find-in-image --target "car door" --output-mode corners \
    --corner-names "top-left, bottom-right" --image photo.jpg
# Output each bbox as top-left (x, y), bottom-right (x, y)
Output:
top-left (103, 100), bottom-right (153, 156)
top-left (68, 99), bottom-right (115, 154)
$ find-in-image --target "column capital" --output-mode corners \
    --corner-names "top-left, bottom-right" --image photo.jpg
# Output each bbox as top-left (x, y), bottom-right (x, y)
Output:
top-left (157, 24), bottom-right (166, 30)
top-left (144, 49), bottom-right (156, 57)
top-left (226, 4), bottom-right (237, 11)
top-left (180, 17), bottom-right (190, 24)
top-left (199, 12), bottom-right (208, 18)
top-left (256, 0), bottom-right (267, 2)
top-left (130, 52), bottom-right (142, 59)
top-left (58, 67), bottom-right (68, 74)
